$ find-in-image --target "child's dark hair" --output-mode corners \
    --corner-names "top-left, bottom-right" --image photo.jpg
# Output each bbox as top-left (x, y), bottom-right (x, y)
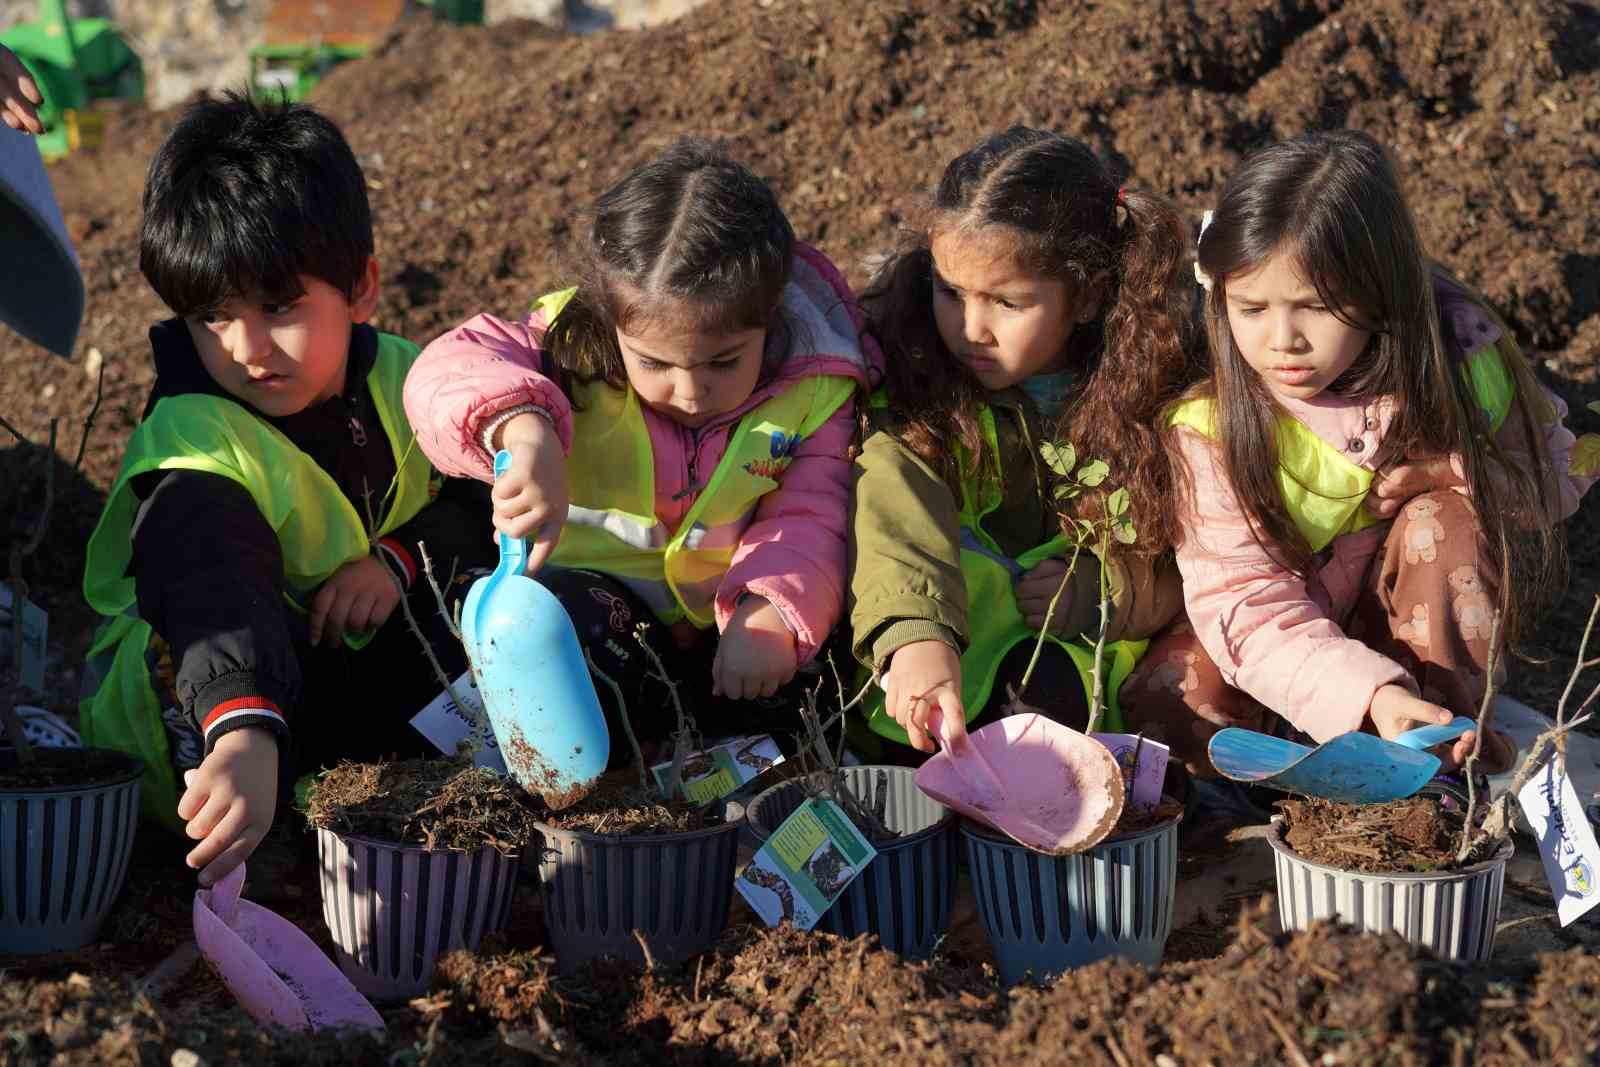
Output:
top-left (1192, 128), bottom-right (1563, 642)
top-left (139, 91), bottom-right (373, 319)
top-left (541, 139), bottom-right (795, 396)
top-left (863, 126), bottom-right (1197, 555)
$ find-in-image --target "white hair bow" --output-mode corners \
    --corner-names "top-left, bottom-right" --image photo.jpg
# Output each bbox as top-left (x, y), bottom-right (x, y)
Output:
top-left (1193, 210), bottom-right (1215, 292)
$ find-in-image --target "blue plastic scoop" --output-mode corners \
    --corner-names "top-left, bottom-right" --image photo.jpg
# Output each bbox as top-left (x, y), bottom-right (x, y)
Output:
top-left (1207, 717), bottom-right (1477, 804)
top-left (460, 451), bottom-right (610, 807)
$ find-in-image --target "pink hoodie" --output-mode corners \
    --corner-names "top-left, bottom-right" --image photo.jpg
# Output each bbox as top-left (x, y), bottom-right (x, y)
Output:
top-left (402, 243), bottom-right (881, 663)
top-left (1173, 292), bottom-right (1595, 742)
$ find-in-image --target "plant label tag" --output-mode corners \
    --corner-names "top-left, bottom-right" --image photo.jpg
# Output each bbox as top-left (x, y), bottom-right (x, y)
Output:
top-left (736, 797), bottom-right (877, 931)
top-left (0, 584), bottom-right (47, 696)
top-left (650, 734), bottom-right (785, 803)
top-left (1517, 757), bottom-right (1600, 927)
top-left (1093, 732), bottom-right (1170, 808)
top-left (409, 672), bottom-right (507, 774)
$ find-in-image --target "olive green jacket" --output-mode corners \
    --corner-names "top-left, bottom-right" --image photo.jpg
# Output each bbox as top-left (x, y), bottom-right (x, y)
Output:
top-left (848, 388), bottom-right (1182, 672)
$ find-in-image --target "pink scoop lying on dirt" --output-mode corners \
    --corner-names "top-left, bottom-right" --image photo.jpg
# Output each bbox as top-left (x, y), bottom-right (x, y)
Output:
top-left (194, 863), bottom-right (384, 1033)
top-left (915, 712), bottom-right (1125, 855)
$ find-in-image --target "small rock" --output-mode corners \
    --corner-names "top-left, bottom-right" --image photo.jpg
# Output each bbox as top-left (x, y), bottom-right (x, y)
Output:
top-left (41, 383), bottom-right (56, 400)
top-left (171, 1050), bottom-right (205, 1067)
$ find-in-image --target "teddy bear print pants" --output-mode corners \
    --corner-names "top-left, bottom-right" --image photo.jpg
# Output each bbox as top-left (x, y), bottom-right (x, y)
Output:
top-left (1118, 490), bottom-right (1500, 778)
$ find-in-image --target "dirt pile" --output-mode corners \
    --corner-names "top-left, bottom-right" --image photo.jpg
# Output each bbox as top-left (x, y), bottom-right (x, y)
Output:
top-left (1, 0), bottom-right (1597, 711)
top-left (15, 908), bottom-right (1594, 1065)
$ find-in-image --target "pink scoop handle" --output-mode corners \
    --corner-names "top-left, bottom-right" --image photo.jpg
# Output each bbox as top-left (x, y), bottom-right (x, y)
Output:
top-left (933, 707), bottom-right (1006, 811)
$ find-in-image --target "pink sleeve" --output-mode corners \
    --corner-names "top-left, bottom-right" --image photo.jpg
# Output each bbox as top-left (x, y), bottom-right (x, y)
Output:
top-left (402, 312), bottom-right (574, 482)
top-left (1490, 385), bottom-right (1594, 523)
top-left (714, 395), bottom-right (856, 663)
top-left (1172, 427), bottom-right (1414, 742)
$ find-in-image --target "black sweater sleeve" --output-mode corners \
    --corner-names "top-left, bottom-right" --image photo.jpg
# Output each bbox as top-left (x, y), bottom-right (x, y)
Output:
top-left (374, 475), bottom-right (496, 590)
top-left (130, 469), bottom-right (300, 753)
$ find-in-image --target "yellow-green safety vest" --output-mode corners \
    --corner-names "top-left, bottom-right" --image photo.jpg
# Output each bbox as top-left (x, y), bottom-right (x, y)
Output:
top-left (537, 289), bottom-right (858, 627)
top-left (1168, 342), bottom-right (1514, 552)
top-left (863, 404), bottom-right (1145, 745)
top-left (78, 332), bottom-right (434, 827)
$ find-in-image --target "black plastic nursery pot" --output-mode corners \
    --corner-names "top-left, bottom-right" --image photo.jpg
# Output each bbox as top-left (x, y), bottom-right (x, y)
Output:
top-left (0, 748), bottom-right (142, 955)
top-left (533, 815), bottom-right (740, 973)
top-left (316, 827), bottom-right (519, 1000)
top-left (961, 805), bottom-right (1180, 986)
top-left (1266, 817), bottom-right (1513, 962)
top-left (746, 765), bottom-right (957, 959)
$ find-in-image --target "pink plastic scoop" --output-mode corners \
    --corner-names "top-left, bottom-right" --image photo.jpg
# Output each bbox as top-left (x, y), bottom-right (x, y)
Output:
top-left (915, 712), bottom-right (1125, 855)
top-left (194, 863), bottom-right (384, 1032)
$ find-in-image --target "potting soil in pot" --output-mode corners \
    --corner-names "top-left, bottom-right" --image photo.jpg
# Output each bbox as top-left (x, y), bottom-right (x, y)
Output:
top-left (537, 769), bottom-right (723, 836)
top-left (1277, 795), bottom-right (1499, 873)
top-left (0, 748), bottom-right (140, 790)
top-left (305, 758), bottom-right (540, 851)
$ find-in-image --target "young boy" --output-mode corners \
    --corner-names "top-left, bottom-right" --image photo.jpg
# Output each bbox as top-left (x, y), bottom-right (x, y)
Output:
top-left (79, 93), bottom-right (494, 888)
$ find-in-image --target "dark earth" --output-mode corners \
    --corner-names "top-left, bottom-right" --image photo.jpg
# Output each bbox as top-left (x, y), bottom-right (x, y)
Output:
top-left (2, 0), bottom-right (1599, 1061)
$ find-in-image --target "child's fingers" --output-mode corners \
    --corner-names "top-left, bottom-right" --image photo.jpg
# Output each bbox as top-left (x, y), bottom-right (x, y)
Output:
top-left (927, 688), bottom-right (967, 749)
top-left (185, 806), bottom-right (250, 876)
top-left (176, 774), bottom-right (209, 822)
top-left (525, 524), bottom-right (561, 575)
top-left (184, 787), bottom-right (235, 840)
top-left (320, 589), bottom-right (356, 646)
top-left (307, 580), bottom-right (340, 644)
top-left (198, 829), bottom-right (265, 888)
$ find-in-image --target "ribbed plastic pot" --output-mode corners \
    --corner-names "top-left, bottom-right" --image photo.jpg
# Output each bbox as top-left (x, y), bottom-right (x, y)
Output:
top-left (316, 827), bottom-right (519, 1000)
top-left (1266, 817), bottom-right (1512, 962)
top-left (961, 810), bottom-right (1179, 985)
top-left (0, 749), bottom-right (142, 955)
top-left (746, 765), bottom-right (956, 958)
top-left (533, 816), bottom-right (740, 972)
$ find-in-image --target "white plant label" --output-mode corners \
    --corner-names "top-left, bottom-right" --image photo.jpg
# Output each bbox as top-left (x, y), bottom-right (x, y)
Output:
top-left (1092, 732), bottom-right (1170, 808)
top-left (736, 798), bottom-right (877, 931)
top-left (1517, 756), bottom-right (1600, 927)
top-left (409, 671), bottom-right (507, 774)
top-left (0, 583), bottom-right (47, 696)
top-left (650, 734), bottom-right (785, 803)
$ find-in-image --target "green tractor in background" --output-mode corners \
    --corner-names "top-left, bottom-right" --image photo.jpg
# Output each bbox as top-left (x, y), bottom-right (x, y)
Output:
top-left (250, 0), bottom-right (483, 101)
top-left (0, 0), bottom-right (144, 160)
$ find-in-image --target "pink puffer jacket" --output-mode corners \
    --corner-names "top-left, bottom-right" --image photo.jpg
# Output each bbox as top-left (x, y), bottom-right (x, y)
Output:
top-left (402, 243), bottom-right (881, 662)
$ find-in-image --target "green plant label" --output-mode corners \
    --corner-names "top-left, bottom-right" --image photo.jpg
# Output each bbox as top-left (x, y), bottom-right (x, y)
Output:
top-left (736, 797), bottom-right (878, 929)
top-left (651, 734), bottom-right (785, 802)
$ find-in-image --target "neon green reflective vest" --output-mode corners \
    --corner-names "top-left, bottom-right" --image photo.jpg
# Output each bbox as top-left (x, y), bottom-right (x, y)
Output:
top-left (537, 289), bottom-right (858, 628)
top-left (1168, 342), bottom-right (1515, 553)
top-left (78, 332), bottom-right (434, 827)
top-left (864, 404), bottom-right (1145, 744)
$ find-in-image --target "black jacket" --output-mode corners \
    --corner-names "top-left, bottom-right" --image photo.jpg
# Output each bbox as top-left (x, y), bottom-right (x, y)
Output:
top-left (128, 320), bottom-right (495, 755)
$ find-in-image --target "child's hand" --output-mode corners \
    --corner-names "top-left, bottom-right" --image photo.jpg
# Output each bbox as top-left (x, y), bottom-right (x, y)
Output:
top-left (1368, 684), bottom-right (1455, 740)
top-left (1016, 558), bottom-right (1076, 633)
top-left (0, 45), bottom-right (44, 135)
top-left (1366, 455), bottom-right (1463, 518)
top-left (1439, 727), bottom-right (1517, 775)
top-left (310, 554), bottom-right (402, 647)
top-left (883, 640), bottom-right (965, 753)
top-left (492, 412), bottom-right (568, 574)
top-left (713, 595), bottom-right (798, 700)
top-left (177, 727), bottom-right (279, 887)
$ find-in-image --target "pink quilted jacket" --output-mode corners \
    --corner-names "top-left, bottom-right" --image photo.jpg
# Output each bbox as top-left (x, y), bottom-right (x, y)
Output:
top-left (402, 243), bottom-right (881, 662)
top-left (1174, 292), bottom-right (1595, 742)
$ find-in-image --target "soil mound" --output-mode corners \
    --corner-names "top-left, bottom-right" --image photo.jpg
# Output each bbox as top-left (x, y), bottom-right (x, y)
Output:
top-left (1, 0), bottom-right (1596, 713)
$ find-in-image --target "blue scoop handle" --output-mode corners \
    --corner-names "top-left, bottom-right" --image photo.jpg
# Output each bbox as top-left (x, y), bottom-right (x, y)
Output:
top-left (490, 450), bottom-right (528, 575)
top-left (1392, 716), bottom-right (1475, 751)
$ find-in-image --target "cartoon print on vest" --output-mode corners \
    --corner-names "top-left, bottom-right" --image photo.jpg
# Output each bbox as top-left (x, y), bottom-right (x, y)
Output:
top-left (743, 429), bottom-right (803, 480)
top-left (1394, 603), bottom-right (1431, 649)
top-left (1143, 650), bottom-right (1200, 696)
top-left (1449, 565), bottom-right (1495, 641)
top-left (1403, 497), bottom-right (1447, 564)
